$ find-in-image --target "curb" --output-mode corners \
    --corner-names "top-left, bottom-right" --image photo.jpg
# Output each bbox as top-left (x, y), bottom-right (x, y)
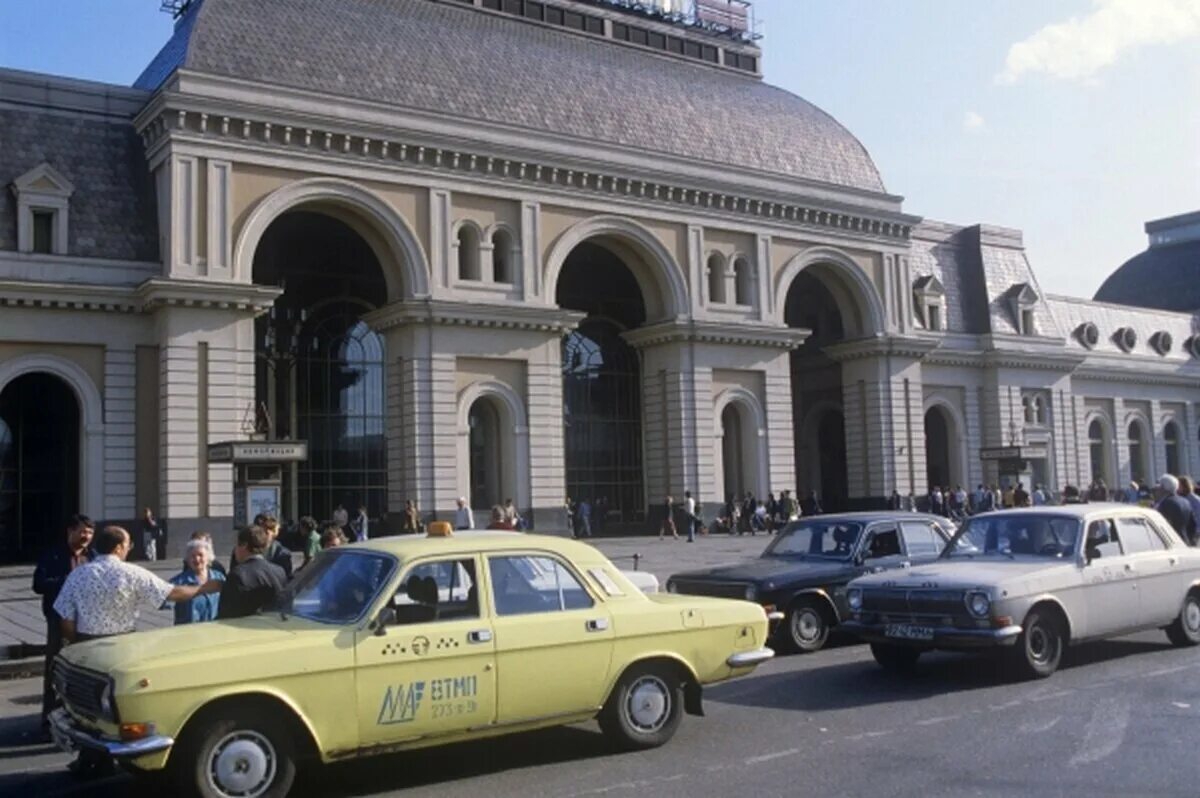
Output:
top-left (0, 656), bottom-right (42, 680)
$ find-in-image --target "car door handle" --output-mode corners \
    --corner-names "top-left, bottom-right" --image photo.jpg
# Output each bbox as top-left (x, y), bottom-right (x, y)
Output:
top-left (1124, 563), bottom-right (1134, 572)
top-left (467, 629), bottom-right (492, 644)
top-left (585, 618), bottom-right (609, 632)
top-left (1169, 557), bottom-right (1179, 566)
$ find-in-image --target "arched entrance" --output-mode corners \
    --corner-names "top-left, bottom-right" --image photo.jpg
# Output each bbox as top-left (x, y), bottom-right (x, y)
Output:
top-left (0, 374), bottom-right (80, 562)
top-left (925, 406), bottom-right (952, 489)
top-left (786, 271), bottom-right (850, 511)
top-left (558, 243), bottom-right (647, 529)
top-left (253, 211), bottom-right (389, 522)
top-left (468, 398), bottom-right (502, 511)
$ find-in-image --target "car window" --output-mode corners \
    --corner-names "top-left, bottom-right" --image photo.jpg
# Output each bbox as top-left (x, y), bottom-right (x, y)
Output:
top-left (285, 551), bottom-right (395, 624)
top-left (1115, 516), bottom-right (1165, 555)
top-left (488, 555), bottom-right (594, 616)
top-left (1085, 519), bottom-right (1123, 559)
top-left (900, 522), bottom-right (943, 557)
top-left (946, 514), bottom-right (1081, 558)
top-left (392, 558), bottom-right (479, 624)
top-left (865, 527), bottom-right (902, 559)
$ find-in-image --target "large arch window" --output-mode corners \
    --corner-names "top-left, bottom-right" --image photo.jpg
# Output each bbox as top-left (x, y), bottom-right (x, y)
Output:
top-left (468, 398), bottom-right (503, 510)
top-left (0, 373), bottom-right (80, 562)
top-left (924, 406), bottom-right (952, 489)
top-left (457, 224), bottom-right (482, 281)
top-left (733, 255), bottom-right (753, 306)
top-left (254, 211), bottom-right (389, 522)
top-left (706, 253), bottom-right (727, 305)
top-left (1088, 419), bottom-right (1112, 486)
top-left (562, 320), bottom-right (644, 521)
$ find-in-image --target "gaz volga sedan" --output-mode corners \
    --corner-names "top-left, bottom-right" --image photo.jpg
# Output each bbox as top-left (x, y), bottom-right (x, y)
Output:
top-left (842, 505), bottom-right (1200, 679)
top-left (666, 513), bottom-right (956, 653)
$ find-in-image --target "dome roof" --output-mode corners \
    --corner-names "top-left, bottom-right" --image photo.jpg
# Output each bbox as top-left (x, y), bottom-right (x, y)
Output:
top-left (135, 0), bottom-right (886, 194)
top-left (1094, 239), bottom-right (1200, 312)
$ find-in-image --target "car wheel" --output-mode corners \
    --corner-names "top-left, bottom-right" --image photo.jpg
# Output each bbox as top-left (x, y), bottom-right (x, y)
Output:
top-left (1166, 592), bottom-right (1200, 647)
top-left (598, 663), bottom-right (684, 751)
top-left (869, 642), bottom-right (921, 674)
top-left (175, 707), bottom-right (297, 798)
top-left (1009, 608), bottom-right (1064, 680)
top-left (776, 598), bottom-right (831, 654)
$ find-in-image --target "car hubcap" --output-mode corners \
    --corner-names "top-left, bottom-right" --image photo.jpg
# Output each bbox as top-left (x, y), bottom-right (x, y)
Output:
top-left (1186, 599), bottom-right (1200, 633)
top-left (793, 609), bottom-right (822, 644)
top-left (208, 731), bottom-right (276, 798)
top-left (626, 676), bottom-right (670, 733)
top-left (1028, 625), bottom-right (1053, 664)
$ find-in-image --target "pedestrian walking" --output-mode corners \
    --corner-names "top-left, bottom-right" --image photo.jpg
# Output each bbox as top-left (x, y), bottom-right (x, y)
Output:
top-left (140, 506), bottom-right (162, 561)
top-left (487, 505), bottom-right (517, 530)
top-left (401, 499), bottom-right (421, 534)
top-left (166, 539), bottom-right (225, 624)
top-left (1013, 482), bottom-right (1031, 507)
top-left (351, 504), bottom-right (369, 542)
top-left (684, 491), bottom-right (698, 542)
top-left (455, 497), bottom-right (475, 530)
top-left (801, 490), bottom-right (823, 516)
top-left (1155, 474), bottom-right (1197, 544)
top-left (298, 516), bottom-right (320, 566)
top-left (31, 513), bottom-right (94, 737)
top-left (576, 498), bottom-right (592, 538)
top-left (888, 489), bottom-right (903, 510)
top-left (1179, 476), bottom-right (1200, 534)
top-left (660, 495), bottom-right (679, 540)
top-left (217, 526), bottom-right (289, 619)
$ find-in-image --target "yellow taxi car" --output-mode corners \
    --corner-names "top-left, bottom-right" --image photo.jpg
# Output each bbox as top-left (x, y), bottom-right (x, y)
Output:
top-left (49, 527), bottom-right (773, 798)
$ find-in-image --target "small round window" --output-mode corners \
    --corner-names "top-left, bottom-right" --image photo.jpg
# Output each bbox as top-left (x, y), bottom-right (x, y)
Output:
top-left (1076, 322), bottom-right (1099, 349)
top-left (1114, 327), bottom-right (1137, 353)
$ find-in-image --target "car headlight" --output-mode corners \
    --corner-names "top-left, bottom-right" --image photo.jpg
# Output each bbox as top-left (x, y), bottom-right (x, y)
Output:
top-left (847, 588), bottom-right (863, 612)
top-left (744, 585), bottom-right (758, 601)
top-left (666, 580), bottom-right (678, 594)
top-left (967, 591), bottom-right (991, 618)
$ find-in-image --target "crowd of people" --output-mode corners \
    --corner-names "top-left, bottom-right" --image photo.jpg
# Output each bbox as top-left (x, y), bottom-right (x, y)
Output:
top-left (710, 490), bottom-right (809, 537)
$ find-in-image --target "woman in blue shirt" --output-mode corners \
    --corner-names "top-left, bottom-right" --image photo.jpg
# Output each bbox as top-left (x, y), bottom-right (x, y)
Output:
top-left (166, 539), bottom-right (224, 624)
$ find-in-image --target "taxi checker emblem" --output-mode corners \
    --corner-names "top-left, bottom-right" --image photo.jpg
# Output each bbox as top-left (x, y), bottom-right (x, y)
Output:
top-left (412, 636), bottom-right (430, 656)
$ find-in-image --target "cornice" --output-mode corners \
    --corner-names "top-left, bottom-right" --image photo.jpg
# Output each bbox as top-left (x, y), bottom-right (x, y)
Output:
top-left (363, 299), bottom-right (586, 334)
top-left (0, 279), bottom-right (139, 313)
top-left (621, 320), bottom-right (810, 350)
top-left (824, 335), bottom-right (941, 363)
top-left (134, 82), bottom-right (919, 247)
top-left (981, 349), bottom-right (1088, 372)
top-left (1073, 364), bottom-right (1200, 388)
top-left (135, 278), bottom-right (282, 313)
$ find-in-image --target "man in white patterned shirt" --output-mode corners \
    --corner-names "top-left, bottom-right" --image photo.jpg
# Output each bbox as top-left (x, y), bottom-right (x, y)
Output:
top-left (54, 526), bottom-right (221, 643)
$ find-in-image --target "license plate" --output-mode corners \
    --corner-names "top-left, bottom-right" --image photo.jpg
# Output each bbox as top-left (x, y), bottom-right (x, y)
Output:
top-left (885, 623), bottom-right (934, 641)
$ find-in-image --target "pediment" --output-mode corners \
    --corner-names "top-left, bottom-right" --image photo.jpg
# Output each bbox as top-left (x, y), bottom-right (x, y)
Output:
top-left (11, 162), bottom-right (75, 198)
top-left (1009, 282), bottom-right (1039, 306)
top-left (912, 274), bottom-right (944, 296)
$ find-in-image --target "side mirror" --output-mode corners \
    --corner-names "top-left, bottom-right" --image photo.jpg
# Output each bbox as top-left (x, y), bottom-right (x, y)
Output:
top-left (374, 606), bottom-right (397, 636)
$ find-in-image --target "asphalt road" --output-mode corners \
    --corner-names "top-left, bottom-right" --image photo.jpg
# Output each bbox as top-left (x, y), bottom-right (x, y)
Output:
top-left (4, 626), bottom-right (1200, 798)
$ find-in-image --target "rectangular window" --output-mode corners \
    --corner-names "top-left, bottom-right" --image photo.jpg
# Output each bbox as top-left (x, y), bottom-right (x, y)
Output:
top-left (701, 45), bottom-right (719, 63)
top-left (1021, 309), bottom-right (1035, 336)
top-left (667, 36), bottom-right (684, 54)
top-left (482, 0), bottom-right (501, 9)
top-left (564, 11), bottom-right (583, 29)
top-left (647, 31), bottom-right (665, 50)
top-left (927, 304), bottom-right (941, 331)
top-left (584, 15), bottom-right (604, 34)
top-left (489, 555), bottom-right (594, 616)
top-left (524, 1), bottom-right (543, 20)
top-left (900, 522), bottom-right (943, 557)
top-left (546, 6), bottom-right (563, 25)
top-left (394, 558), bottom-right (480, 623)
top-left (684, 40), bottom-right (702, 58)
top-left (612, 22), bottom-right (629, 40)
top-left (32, 210), bottom-right (54, 254)
top-left (502, 0), bottom-right (522, 14)
top-left (629, 27), bottom-right (648, 46)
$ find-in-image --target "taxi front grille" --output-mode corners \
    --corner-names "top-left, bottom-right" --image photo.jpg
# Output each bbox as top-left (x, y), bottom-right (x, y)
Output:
top-left (671, 580), bottom-right (749, 600)
top-left (53, 659), bottom-right (109, 720)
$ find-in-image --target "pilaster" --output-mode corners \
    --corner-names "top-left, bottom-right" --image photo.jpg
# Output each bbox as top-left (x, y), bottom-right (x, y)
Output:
top-left (102, 346), bottom-right (137, 518)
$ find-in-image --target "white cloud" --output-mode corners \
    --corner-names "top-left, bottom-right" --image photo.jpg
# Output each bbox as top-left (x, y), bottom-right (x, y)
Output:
top-left (997, 0), bottom-right (1200, 84)
top-left (963, 111), bottom-right (986, 131)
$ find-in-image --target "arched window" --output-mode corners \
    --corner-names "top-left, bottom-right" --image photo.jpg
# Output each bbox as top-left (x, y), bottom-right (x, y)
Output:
top-left (457, 224), bottom-right (481, 281)
top-left (1128, 420), bottom-right (1149, 483)
top-left (1088, 419), bottom-right (1108, 485)
top-left (706, 253), bottom-right (726, 305)
top-left (491, 227), bottom-right (515, 284)
top-left (1165, 421), bottom-right (1181, 475)
top-left (733, 256), bottom-right (753, 306)
top-left (469, 398), bottom-right (503, 510)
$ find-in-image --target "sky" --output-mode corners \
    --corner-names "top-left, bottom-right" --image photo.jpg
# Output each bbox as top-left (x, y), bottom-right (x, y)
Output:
top-left (1, 0), bottom-right (1197, 299)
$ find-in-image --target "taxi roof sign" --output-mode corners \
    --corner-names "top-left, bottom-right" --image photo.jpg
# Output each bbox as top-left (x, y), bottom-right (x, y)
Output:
top-left (427, 521), bottom-right (453, 538)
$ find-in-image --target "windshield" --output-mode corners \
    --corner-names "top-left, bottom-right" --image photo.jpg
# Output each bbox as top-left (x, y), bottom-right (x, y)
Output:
top-left (281, 551), bottom-right (396, 624)
top-left (944, 514), bottom-right (1081, 559)
top-left (764, 520), bottom-right (864, 559)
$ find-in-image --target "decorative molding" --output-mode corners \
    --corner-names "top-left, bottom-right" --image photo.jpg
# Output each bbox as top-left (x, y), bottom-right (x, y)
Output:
top-left (136, 102), bottom-right (918, 250)
top-left (135, 277), bottom-right (282, 312)
top-left (823, 334), bottom-right (939, 363)
top-left (621, 319), bottom-right (810, 350)
top-left (363, 298), bottom-right (585, 334)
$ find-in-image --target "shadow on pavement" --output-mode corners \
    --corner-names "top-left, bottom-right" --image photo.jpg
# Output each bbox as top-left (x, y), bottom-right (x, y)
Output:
top-left (298, 725), bottom-right (612, 796)
top-left (708, 636), bottom-right (1176, 713)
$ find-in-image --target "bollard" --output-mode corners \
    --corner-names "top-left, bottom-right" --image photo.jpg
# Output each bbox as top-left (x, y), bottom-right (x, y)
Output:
top-left (633, 553), bottom-right (641, 571)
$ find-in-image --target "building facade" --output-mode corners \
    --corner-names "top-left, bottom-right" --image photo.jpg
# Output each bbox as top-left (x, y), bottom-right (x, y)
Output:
top-left (2, 0), bottom-right (1198, 559)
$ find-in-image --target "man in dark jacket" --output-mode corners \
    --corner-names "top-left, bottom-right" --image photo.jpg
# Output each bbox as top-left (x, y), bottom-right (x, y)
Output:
top-left (1155, 474), bottom-right (1197, 545)
top-left (31, 514), bottom-right (94, 733)
top-left (218, 526), bottom-right (288, 619)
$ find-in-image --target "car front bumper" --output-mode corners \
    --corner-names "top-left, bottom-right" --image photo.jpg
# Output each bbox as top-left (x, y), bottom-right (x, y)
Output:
top-left (727, 647), bottom-right (775, 668)
top-left (839, 621), bottom-right (1023, 649)
top-left (49, 708), bottom-right (174, 759)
